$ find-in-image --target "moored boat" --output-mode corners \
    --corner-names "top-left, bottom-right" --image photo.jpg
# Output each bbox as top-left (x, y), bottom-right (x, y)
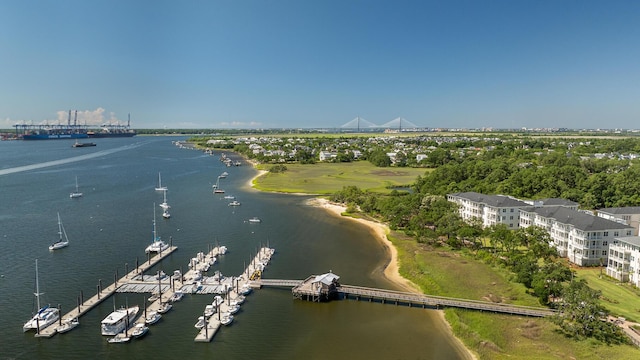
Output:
top-left (228, 200), bottom-right (241, 206)
top-left (248, 217), bottom-right (261, 223)
top-left (220, 314), bottom-right (233, 326)
top-left (157, 302), bottom-right (172, 314)
top-left (101, 305), bottom-right (139, 336)
top-left (49, 213), bottom-right (70, 251)
top-left (194, 316), bottom-right (206, 329)
top-left (23, 260), bottom-right (60, 332)
top-left (131, 323), bottom-right (149, 339)
top-left (56, 317), bottom-right (79, 334)
top-left (145, 311), bottom-right (162, 325)
top-left (145, 204), bottom-right (169, 253)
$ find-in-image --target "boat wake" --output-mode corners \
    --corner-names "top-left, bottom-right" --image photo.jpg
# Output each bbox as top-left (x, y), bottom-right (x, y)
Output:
top-left (0, 143), bottom-right (143, 176)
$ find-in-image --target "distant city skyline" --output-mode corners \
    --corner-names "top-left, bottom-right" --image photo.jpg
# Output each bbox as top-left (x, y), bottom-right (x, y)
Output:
top-left (1, 1), bottom-right (639, 129)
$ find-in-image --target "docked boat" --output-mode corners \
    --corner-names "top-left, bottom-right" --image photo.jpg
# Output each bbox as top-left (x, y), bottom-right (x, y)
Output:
top-left (49, 212), bottom-right (70, 251)
top-left (220, 314), bottom-right (233, 326)
top-left (155, 172), bottom-right (167, 191)
top-left (204, 304), bottom-right (216, 317)
top-left (56, 317), bottom-right (79, 334)
top-left (248, 217), bottom-right (261, 223)
top-left (232, 295), bottom-right (245, 305)
top-left (145, 205), bottom-right (169, 253)
top-left (23, 260), bottom-right (60, 332)
top-left (131, 323), bottom-right (149, 339)
top-left (100, 305), bottom-right (139, 336)
top-left (228, 304), bottom-right (240, 315)
top-left (212, 295), bottom-right (224, 307)
top-left (107, 335), bottom-right (131, 343)
top-left (194, 316), bottom-right (206, 329)
top-left (216, 245), bottom-right (228, 255)
top-left (169, 290), bottom-right (184, 303)
top-left (157, 302), bottom-right (172, 314)
top-left (145, 311), bottom-right (162, 325)
top-left (69, 176), bottom-right (83, 198)
top-left (240, 284), bottom-right (253, 296)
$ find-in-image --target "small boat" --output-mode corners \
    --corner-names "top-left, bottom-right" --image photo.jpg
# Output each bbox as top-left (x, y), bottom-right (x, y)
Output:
top-left (223, 195), bottom-right (235, 200)
top-left (23, 260), bottom-right (60, 332)
top-left (248, 217), bottom-right (261, 223)
top-left (216, 245), bottom-right (228, 255)
top-left (194, 316), bottom-right (206, 329)
top-left (169, 290), bottom-right (184, 303)
top-left (228, 304), bottom-right (240, 315)
top-left (155, 172), bottom-right (168, 191)
top-left (219, 171), bottom-right (228, 178)
top-left (147, 292), bottom-right (160, 302)
top-left (212, 295), bottom-right (224, 307)
top-left (145, 311), bottom-right (162, 325)
top-left (228, 200), bottom-right (240, 206)
top-left (72, 140), bottom-right (96, 147)
top-left (107, 335), bottom-right (131, 343)
top-left (220, 314), bottom-right (233, 326)
top-left (240, 284), bottom-right (252, 296)
top-left (204, 304), bottom-right (215, 317)
top-left (69, 176), bottom-right (83, 198)
top-left (49, 212), bottom-right (70, 251)
top-left (162, 208), bottom-right (171, 219)
top-left (213, 176), bottom-right (224, 193)
top-left (232, 295), bottom-right (245, 305)
top-left (131, 323), bottom-right (149, 339)
top-left (56, 317), bottom-right (79, 334)
top-left (157, 302), bottom-right (172, 314)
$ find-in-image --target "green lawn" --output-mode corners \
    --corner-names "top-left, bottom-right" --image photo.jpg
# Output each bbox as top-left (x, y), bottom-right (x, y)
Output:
top-left (254, 162), bottom-right (428, 194)
top-left (576, 268), bottom-right (640, 322)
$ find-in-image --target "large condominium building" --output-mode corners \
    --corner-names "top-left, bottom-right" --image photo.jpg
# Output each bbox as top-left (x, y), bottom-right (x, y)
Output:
top-left (597, 207), bottom-right (640, 236)
top-left (447, 192), bottom-right (529, 229)
top-left (607, 236), bottom-right (640, 287)
top-left (519, 206), bottom-right (634, 266)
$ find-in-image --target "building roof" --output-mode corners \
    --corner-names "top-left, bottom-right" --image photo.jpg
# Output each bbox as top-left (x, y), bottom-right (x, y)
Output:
top-left (598, 207), bottom-right (640, 215)
top-left (313, 272), bottom-right (340, 286)
top-left (448, 192), bottom-right (529, 208)
top-left (520, 206), bottom-right (633, 231)
top-left (614, 236), bottom-right (640, 247)
top-left (536, 198), bottom-right (579, 207)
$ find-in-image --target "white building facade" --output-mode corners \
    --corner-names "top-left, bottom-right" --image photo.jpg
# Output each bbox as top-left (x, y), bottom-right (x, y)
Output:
top-left (607, 237), bottom-right (640, 287)
top-left (447, 192), bottom-right (529, 229)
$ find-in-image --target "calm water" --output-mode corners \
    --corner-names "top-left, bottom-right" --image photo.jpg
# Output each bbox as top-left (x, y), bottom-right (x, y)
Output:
top-left (0, 137), bottom-right (468, 360)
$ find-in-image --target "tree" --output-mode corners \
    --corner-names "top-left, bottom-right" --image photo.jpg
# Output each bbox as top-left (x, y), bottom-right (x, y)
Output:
top-left (368, 150), bottom-right (391, 167)
top-left (551, 279), bottom-right (628, 344)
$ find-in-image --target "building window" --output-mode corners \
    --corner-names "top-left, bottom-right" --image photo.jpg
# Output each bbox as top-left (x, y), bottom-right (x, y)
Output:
top-left (627, 230), bottom-right (632, 236)
top-left (510, 209), bottom-right (514, 213)
top-left (604, 232), bottom-right (609, 237)
top-left (602, 251), bottom-right (607, 256)
top-left (510, 216), bottom-right (514, 220)
top-left (603, 241), bottom-right (608, 246)
top-left (502, 209), bottom-right (506, 213)
top-left (614, 231), bottom-right (619, 236)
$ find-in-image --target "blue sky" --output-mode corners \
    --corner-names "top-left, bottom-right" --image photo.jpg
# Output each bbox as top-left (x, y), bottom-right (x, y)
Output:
top-left (1, 0), bottom-right (639, 129)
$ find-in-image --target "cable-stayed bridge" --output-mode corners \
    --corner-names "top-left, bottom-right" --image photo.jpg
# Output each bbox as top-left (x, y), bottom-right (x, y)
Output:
top-left (340, 117), bottom-right (419, 131)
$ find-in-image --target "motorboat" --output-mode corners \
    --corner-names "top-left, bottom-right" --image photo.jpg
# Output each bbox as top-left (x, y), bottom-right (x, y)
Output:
top-left (56, 317), bottom-right (79, 334)
top-left (212, 295), bottom-right (224, 307)
top-left (220, 314), bottom-right (233, 326)
top-left (248, 217), bottom-right (261, 223)
top-left (228, 304), bottom-right (240, 315)
top-left (223, 195), bottom-right (235, 199)
top-left (204, 304), bottom-right (215, 317)
top-left (162, 208), bottom-right (171, 219)
top-left (107, 335), bottom-right (131, 343)
top-left (240, 284), bottom-right (253, 296)
top-left (101, 306), bottom-right (139, 336)
top-left (131, 323), bottom-right (149, 339)
top-left (169, 290), bottom-right (184, 303)
top-left (194, 316), bottom-right (206, 329)
top-left (216, 245), bottom-right (228, 255)
top-left (232, 295), bottom-right (245, 305)
top-left (49, 213), bottom-right (70, 251)
top-left (157, 302), bottom-right (172, 314)
top-left (23, 260), bottom-right (60, 332)
top-left (145, 311), bottom-right (162, 325)
top-left (228, 200), bottom-right (241, 206)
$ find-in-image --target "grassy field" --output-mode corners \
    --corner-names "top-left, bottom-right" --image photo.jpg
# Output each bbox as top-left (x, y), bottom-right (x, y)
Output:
top-left (576, 268), bottom-right (640, 323)
top-left (253, 161), bottom-right (428, 194)
top-left (387, 231), bottom-right (640, 359)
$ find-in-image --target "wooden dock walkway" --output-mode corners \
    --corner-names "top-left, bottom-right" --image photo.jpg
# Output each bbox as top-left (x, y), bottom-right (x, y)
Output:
top-left (35, 246), bottom-right (178, 338)
top-left (253, 277), bottom-right (555, 318)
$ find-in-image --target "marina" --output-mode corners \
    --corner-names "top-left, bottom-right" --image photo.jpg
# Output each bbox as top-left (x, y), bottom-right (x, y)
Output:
top-left (3, 137), bottom-right (470, 360)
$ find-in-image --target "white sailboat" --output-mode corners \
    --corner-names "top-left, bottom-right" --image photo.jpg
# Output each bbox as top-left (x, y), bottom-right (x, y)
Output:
top-left (49, 212), bottom-right (70, 250)
top-left (213, 176), bottom-right (224, 194)
top-left (69, 176), bottom-right (82, 198)
top-left (159, 189), bottom-right (170, 210)
top-left (155, 172), bottom-right (167, 191)
top-left (145, 204), bottom-right (169, 253)
top-left (23, 259), bottom-right (60, 332)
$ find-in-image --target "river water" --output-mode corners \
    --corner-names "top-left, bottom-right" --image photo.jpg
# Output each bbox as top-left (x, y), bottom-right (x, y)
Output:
top-left (0, 136), bottom-right (468, 359)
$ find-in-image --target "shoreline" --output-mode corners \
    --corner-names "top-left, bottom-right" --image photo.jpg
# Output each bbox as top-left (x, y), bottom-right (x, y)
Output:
top-left (239, 154), bottom-right (477, 360)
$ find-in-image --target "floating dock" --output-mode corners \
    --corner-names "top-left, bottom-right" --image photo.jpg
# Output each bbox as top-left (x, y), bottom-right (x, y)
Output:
top-left (34, 246), bottom-right (177, 338)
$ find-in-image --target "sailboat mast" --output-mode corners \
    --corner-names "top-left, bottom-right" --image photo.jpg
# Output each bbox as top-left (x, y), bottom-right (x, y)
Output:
top-left (34, 259), bottom-right (41, 310)
top-left (58, 213), bottom-right (63, 241)
top-left (153, 204), bottom-right (157, 242)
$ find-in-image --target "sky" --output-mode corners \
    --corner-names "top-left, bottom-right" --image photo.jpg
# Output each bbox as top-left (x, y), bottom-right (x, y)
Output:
top-left (1, 0), bottom-right (639, 130)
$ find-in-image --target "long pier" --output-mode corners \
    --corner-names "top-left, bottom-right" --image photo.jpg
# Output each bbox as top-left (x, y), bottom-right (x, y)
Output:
top-left (34, 246), bottom-right (178, 338)
top-left (252, 276), bottom-right (555, 318)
